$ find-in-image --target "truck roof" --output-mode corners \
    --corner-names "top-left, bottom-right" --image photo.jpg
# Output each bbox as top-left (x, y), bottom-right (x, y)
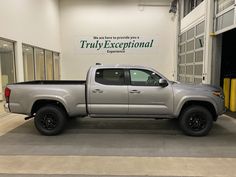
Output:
top-left (91, 64), bottom-right (168, 80)
top-left (92, 64), bottom-right (153, 70)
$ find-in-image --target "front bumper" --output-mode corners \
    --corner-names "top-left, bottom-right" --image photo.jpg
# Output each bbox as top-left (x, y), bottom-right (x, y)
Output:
top-left (217, 98), bottom-right (226, 116)
top-left (4, 103), bottom-right (10, 113)
top-left (221, 107), bottom-right (227, 115)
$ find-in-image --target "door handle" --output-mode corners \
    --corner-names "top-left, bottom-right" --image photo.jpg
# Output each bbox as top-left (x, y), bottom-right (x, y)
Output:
top-left (92, 89), bottom-right (103, 93)
top-left (130, 90), bottom-right (141, 94)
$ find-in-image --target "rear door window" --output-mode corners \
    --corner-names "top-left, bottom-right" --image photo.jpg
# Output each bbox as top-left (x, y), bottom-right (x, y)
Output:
top-left (95, 69), bottom-right (125, 85)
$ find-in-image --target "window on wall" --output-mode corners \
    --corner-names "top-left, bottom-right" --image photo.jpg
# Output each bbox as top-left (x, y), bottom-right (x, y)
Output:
top-left (23, 45), bottom-right (60, 81)
top-left (215, 0), bottom-right (235, 32)
top-left (216, 0), bottom-right (234, 13)
top-left (184, 0), bottom-right (204, 17)
top-left (35, 48), bottom-right (45, 80)
top-left (216, 9), bottom-right (234, 31)
top-left (45, 50), bottom-right (53, 80)
top-left (178, 21), bottom-right (205, 84)
top-left (23, 45), bottom-right (34, 81)
top-left (53, 53), bottom-right (60, 80)
top-left (0, 39), bottom-right (16, 99)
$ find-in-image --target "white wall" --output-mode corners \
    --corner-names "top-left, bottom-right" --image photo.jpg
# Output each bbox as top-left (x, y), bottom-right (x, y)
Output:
top-left (0, 0), bottom-right (61, 51)
top-left (59, 0), bottom-right (177, 80)
top-left (0, 0), bottom-right (61, 82)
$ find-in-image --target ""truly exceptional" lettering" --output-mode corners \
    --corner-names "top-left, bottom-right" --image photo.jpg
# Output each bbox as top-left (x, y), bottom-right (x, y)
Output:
top-left (80, 39), bottom-right (154, 51)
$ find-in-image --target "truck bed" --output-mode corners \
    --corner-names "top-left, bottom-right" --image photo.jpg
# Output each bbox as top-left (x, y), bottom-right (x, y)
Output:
top-left (12, 80), bottom-right (86, 85)
top-left (7, 81), bottom-right (87, 117)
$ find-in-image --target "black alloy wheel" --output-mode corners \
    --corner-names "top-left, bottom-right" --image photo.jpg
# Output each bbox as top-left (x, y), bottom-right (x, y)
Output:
top-left (40, 112), bottom-right (58, 130)
top-left (179, 106), bottom-right (213, 136)
top-left (34, 105), bottom-right (67, 136)
top-left (187, 112), bottom-right (207, 132)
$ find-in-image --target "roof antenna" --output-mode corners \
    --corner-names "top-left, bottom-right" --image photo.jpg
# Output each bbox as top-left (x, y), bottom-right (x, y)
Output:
top-left (96, 63), bottom-right (102, 65)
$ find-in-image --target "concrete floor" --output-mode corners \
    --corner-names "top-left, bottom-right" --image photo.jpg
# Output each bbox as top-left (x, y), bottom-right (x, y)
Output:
top-left (0, 110), bottom-right (236, 176)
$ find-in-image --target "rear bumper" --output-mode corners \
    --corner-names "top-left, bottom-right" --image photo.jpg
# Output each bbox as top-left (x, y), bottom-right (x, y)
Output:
top-left (4, 103), bottom-right (10, 113)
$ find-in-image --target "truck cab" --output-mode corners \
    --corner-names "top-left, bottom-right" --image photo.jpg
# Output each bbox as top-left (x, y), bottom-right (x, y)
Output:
top-left (87, 65), bottom-right (173, 117)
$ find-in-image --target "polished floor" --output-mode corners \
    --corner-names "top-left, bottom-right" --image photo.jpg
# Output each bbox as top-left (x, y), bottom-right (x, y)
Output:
top-left (0, 110), bottom-right (236, 177)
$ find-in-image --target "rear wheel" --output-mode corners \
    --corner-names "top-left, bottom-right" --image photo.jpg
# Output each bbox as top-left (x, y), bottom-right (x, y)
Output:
top-left (179, 106), bottom-right (213, 136)
top-left (34, 105), bottom-right (67, 135)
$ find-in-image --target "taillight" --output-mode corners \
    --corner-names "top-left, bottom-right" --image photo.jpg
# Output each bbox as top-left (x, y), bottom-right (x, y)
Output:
top-left (5, 87), bottom-right (11, 103)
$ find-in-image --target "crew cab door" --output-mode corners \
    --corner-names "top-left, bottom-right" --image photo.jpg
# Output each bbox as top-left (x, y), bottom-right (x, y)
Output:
top-left (128, 69), bottom-right (173, 115)
top-left (88, 68), bottom-right (128, 115)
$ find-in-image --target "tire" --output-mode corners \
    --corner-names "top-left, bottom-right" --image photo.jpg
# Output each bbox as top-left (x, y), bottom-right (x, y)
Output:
top-left (34, 105), bottom-right (67, 136)
top-left (179, 106), bottom-right (213, 136)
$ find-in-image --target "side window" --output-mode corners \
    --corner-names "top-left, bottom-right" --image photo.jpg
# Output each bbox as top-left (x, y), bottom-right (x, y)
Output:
top-left (95, 69), bottom-right (125, 85)
top-left (130, 69), bottom-right (161, 86)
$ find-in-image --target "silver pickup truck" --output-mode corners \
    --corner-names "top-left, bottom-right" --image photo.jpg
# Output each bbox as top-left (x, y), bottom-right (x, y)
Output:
top-left (4, 64), bottom-right (225, 136)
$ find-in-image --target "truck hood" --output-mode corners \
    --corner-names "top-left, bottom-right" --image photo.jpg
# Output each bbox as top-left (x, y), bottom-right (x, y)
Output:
top-left (171, 82), bottom-right (222, 92)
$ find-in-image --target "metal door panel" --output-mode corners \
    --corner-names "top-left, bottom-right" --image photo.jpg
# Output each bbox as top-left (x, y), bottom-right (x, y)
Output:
top-left (89, 84), bottom-right (129, 114)
top-left (128, 85), bottom-right (173, 115)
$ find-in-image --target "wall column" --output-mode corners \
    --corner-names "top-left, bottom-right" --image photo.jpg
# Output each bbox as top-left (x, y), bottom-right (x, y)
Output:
top-left (14, 41), bottom-right (24, 82)
top-left (203, 0), bottom-right (215, 84)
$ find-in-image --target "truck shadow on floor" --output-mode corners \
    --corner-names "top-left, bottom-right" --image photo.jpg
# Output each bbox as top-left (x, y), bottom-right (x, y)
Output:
top-left (3, 116), bottom-right (235, 136)
top-left (65, 118), bottom-right (180, 135)
top-left (0, 116), bottom-right (236, 157)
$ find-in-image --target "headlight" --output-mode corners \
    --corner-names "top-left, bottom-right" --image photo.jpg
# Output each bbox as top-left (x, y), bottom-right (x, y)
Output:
top-left (212, 91), bottom-right (224, 99)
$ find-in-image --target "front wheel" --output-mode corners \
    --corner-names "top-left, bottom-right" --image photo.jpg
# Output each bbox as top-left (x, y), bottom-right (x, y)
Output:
top-left (34, 105), bottom-right (67, 135)
top-left (179, 106), bottom-right (213, 136)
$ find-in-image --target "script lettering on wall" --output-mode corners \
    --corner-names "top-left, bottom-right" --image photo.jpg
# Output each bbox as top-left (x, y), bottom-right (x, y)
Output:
top-left (77, 36), bottom-right (158, 54)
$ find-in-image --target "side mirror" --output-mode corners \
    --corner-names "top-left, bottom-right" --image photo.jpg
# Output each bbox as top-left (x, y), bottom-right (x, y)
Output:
top-left (159, 78), bottom-right (168, 87)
